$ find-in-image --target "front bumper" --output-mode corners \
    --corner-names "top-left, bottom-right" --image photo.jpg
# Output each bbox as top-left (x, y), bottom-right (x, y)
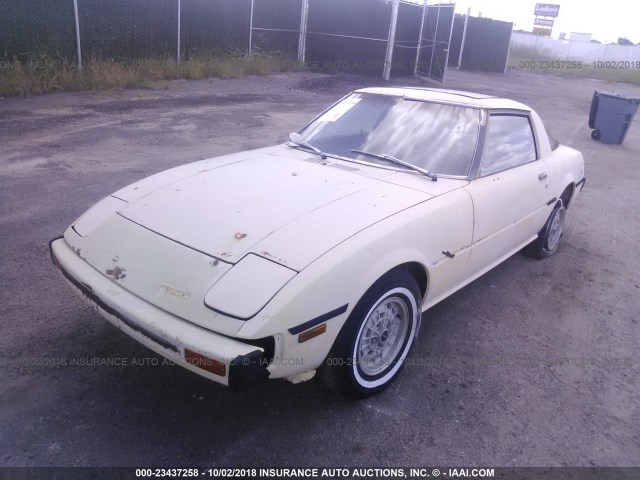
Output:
top-left (49, 237), bottom-right (270, 390)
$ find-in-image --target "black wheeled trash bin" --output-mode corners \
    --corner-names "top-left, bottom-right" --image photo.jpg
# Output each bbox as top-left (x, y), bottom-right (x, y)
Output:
top-left (588, 91), bottom-right (640, 144)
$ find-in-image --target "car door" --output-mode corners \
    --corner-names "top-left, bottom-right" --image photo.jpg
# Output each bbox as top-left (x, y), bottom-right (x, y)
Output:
top-left (465, 112), bottom-right (551, 274)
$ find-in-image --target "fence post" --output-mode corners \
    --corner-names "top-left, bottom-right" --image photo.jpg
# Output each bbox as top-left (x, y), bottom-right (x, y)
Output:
top-left (249, 0), bottom-right (254, 53)
top-left (441, 6), bottom-right (456, 82)
top-left (383, 0), bottom-right (400, 80)
top-left (413, 1), bottom-right (428, 75)
top-left (427, 4), bottom-right (441, 77)
top-left (298, 0), bottom-right (309, 63)
top-left (503, 25), bottom-right (513, 74)
top-left (177, 0), bottom-right (181, 63)
top-left (458, 7), bottom-right (470, 69)
top-left (72, 0), bottom-right (82, 71)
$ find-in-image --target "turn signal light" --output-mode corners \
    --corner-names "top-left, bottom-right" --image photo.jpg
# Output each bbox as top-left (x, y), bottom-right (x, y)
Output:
top-left (185, 349), bottom-right (226, 377)
top-left (298, 323), bottom-right (327, 343)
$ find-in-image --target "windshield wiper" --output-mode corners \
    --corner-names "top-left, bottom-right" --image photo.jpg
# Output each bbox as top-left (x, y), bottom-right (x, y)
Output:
top-left (287, 132), bottom-right (328, 160)
top-left (350, 149), bottom-right (437, 181)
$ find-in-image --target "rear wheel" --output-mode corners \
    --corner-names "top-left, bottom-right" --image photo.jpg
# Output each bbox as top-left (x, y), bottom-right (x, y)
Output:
top-left (591, 129), bottom-right (601, 141)
top-left (319, 269), bottom-right (421, 398)
top-left (525, 202), bottom-right (566, 259)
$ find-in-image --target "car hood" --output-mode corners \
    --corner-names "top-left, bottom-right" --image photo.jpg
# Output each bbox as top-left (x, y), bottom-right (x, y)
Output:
top-left (118, 146), bottom-right (462, 271)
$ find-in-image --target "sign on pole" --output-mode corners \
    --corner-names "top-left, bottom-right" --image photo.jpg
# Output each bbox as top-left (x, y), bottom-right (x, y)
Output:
top-left (534, 3), bottom-right (561, 18)
top-left (533, 27), bottom-right (552, 37)
top-left (534, 18), bottom-right (554, 27)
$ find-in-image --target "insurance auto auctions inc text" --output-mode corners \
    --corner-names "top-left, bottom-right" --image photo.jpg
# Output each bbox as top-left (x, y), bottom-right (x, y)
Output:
top-left (256, 468), bottom-right (495, 478)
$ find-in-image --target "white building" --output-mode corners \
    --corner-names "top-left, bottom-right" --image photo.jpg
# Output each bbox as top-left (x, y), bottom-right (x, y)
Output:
top-left (570, 32), bottom-right (592, 43)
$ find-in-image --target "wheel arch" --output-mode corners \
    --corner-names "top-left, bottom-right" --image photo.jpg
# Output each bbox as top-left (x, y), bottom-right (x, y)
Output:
top-left (318, 260), bottom-right (426, 397)
top-left (336, 261), bottom-right (429, 340)
top-left (404, 261), bottom-right (429, 300)
top-left (363, 261), bottom-right (429, 304)
top-left (560, 183), bottom-right (575, 209)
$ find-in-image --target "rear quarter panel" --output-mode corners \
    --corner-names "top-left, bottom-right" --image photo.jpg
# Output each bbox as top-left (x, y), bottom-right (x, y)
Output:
top-left (543, 145), bottom-right (585, 208)
top-left (530, 109), bottom-right (585, 207)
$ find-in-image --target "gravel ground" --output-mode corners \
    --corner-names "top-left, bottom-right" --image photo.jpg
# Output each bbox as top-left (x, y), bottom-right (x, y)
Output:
top-left (0, 69), bottom-right (639, 468)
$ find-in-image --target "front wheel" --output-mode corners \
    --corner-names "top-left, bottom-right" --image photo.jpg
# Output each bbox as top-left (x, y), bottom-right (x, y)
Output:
top-left (525, 202), bottom-right (566, 259)
top-left (318, 269), bottom-right (421, 398)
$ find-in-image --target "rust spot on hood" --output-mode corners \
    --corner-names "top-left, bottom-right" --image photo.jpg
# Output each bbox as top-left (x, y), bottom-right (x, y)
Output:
top-left (106, 266), bottom-right (127, 281)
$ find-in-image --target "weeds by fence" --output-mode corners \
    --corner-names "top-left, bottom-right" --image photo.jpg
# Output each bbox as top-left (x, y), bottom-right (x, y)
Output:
top-left (0, 52), bottom-right (300, 97)
top-left (0, 0), bottom-right (302, 96)
top-left (1, 0), bottom-right (460, 96)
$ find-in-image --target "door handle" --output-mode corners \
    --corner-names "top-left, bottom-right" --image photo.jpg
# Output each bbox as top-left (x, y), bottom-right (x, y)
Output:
top-left (538, 172), bottom-right (548, 181)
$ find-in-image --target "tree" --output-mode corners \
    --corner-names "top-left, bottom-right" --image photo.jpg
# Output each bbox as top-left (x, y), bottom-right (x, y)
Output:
top-left (617, 37), bottom-right (633, 46)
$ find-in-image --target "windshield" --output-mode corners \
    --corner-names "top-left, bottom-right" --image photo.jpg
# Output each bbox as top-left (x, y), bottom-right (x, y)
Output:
top-left (298, 93), bottom-right (481, 177)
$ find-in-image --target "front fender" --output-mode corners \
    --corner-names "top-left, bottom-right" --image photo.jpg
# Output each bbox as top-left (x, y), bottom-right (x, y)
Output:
top-left (237, 188), bottom-right (474, 378)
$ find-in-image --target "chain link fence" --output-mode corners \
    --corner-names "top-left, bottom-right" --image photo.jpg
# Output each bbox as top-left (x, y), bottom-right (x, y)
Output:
top-left (252, 0), bottom-right (302, 54)
top-left (0, 0), bottom-right (78, 67)
top-left (182, 0), bottom-right (252, 57)
top-left (305, 0), bottom-right (392, 77)
top-left (391, 1), bottom-right (423, 77)
top-left (0, 0), bottom-right (254, 66)
top-left (78, 0), bottom-right (178, 60)
top-left (0, 0), bottom-right (466, 80)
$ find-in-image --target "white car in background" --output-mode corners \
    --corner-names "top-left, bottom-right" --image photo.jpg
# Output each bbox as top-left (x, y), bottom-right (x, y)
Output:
top-left (50, 87), bottom-right (585, 398)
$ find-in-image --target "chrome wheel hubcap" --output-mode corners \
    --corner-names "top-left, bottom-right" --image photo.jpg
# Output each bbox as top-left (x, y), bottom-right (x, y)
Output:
top-left (357, 296), bottom-right (409, 377)
top-left (546, 208), bottom-right (564, 250)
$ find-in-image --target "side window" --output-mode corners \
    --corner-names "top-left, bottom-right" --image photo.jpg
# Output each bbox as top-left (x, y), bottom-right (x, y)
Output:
top-left (480, 115), bottom-right (537, 177)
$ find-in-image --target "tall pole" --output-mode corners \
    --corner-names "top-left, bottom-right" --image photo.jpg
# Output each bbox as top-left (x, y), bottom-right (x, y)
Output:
top-left (458, 7), bottom-right (470, 69)
top-left (72, 0), bottom-right (82, 71)
top-left (414, 1), bottom-right (428, 75)
top-left (503, 25), bottom-right (513, 74)
top-left (441, 6), bottom-right (455, 83)
top-left (177, 0), bottom-right (181, 63)
top-left (298, 0), bottom-right (309, 63)
top-left (249, 0), bottom-right (254, 53)
top-left (383, 0), bottom-right (400, 81)
top-left (428, 5), bottom-right (441, 78)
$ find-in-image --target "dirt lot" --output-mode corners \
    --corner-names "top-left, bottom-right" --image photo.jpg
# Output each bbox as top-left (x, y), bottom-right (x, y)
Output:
top-left (1, 69), bottom-right (639, 469)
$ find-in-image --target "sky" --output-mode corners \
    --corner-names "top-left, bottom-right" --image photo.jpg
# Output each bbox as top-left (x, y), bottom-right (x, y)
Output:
top-left (416, 0), bottom-right (640, 44)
